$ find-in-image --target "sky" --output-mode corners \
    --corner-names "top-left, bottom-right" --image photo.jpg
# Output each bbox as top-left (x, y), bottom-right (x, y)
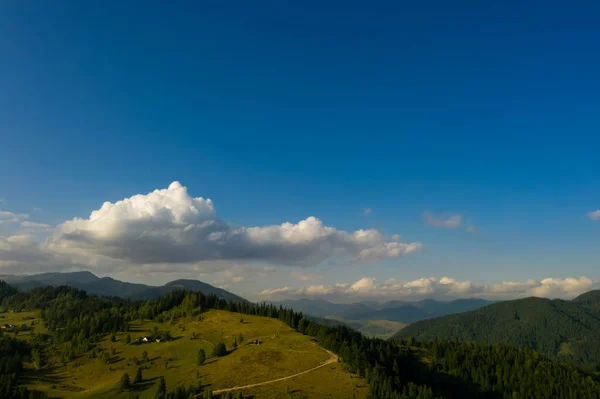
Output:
top-left (1, 1), bottom-right (599, 302)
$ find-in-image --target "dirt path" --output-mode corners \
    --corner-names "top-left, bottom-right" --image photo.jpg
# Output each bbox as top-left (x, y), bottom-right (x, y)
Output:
top-left (210, 346), bottom-right (337, 395)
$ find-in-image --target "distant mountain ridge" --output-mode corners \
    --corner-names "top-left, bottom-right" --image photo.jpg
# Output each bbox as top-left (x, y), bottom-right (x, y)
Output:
top-left (271, 297), bottom-right (494, 324)
top-left (394, 290), bottom-right (600, 368)
top-left (0, 271), bottom-right (246, 302)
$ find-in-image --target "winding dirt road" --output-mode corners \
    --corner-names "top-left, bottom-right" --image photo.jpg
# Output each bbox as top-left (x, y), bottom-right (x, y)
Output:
top-left (210, 346), bottom-right (338, 395)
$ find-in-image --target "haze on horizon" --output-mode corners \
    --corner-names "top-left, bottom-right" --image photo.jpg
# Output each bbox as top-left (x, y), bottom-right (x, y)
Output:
top-left (1, 2), bottom-right (599, 303)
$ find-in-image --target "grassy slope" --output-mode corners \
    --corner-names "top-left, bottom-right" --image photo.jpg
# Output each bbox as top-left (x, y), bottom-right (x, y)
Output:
top-left (15, 309), bottom-right (367, 399)
top-left (0, 309), bottom-right (49, 341)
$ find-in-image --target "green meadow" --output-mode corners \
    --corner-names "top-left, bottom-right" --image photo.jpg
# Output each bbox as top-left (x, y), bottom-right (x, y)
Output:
top-left (16, 309), bottom-right (368, 398)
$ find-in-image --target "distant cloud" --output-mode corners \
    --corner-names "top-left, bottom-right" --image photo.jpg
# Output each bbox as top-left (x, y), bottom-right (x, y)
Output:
top-left (466, 225), bottom-right (478, 233)
top-left (0, 198), bottom-right (5, 203)
top-left (363, 208), bottom-right (373, 216)
top-left (20, 221), bottom-right (52, 232)
top-left (44, 182), bottom-right (421, 271)
top-left (290, 270), bottom-right (322, 281)
top-left (587, 210), bottom-right (600, 221)
top-left (423, 211), bottom-right (462, 228)
top-left (257, 275), bottom-right (595, 301)
top-left (258, 286), bottom-right (290, 296)
top-left (391, 234), bottom-right (401, 241)
top-left (32, 207), bottom-right (42, 212)
top-left (0, 211), bottom-right (29, 225)
top-left (221, 265), bottom-right (278, 284)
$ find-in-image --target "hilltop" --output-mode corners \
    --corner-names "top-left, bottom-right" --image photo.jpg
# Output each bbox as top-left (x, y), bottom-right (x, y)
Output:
top-left (395, 290), bottom-right (600, 368)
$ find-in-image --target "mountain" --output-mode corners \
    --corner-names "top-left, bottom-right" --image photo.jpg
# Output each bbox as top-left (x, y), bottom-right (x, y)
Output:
top-left (0, 271), bottom-right (246, 302)
top-left (395, 291), bottom-right (600, 368)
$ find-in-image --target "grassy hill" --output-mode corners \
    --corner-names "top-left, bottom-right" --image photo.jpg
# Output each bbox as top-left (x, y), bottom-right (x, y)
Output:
top-left (394, 291), bottom-right (600, 368)
top-left (7, 309), bottom-right (367, 399)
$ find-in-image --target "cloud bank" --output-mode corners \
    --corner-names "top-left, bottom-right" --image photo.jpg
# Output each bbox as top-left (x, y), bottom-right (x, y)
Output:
top-left (258, 275), bottom-right (595, 301)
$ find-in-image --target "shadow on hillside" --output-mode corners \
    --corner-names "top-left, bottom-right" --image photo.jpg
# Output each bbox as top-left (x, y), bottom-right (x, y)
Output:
top-left (21, 366), bottom-right (69, 385)
top-left (399, 350), bottom-right (504, 399)
top-left (130, 376), bottom-right (161, 392)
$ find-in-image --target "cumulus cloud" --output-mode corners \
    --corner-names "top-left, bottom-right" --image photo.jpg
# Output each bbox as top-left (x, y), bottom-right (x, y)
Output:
top-left (587, 210), bottom-right (600, 221)
top-left (46, 182), bottom-right (421, 268)
top-left (258, 275), bottom-right (595, 300)
top-left (0, 211), bottom-right (29, 225)
top-left (423, 212), bottom-right (462, 228)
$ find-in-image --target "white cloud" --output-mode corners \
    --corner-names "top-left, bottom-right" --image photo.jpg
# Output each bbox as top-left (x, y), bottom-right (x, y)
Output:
top-left (258, 275), bottom-right (595, 300)
top-left (45, 182), bottom-right (421, 270)
top-left (20, 221), bottom-right (52, 232)
top-left (32, 207), bottom-right (42, 212)
top-left (363, 208), bottom-right (373, 216)
top-left (423, 211), bottom-right (462, 228)
top-left (529, 277), bottom-right (593, 298)
top-left (348, 277), bottom-right (377, 293)
top-left (258, 286), bottom-right (290, 296)
top-left (0, 211), bottom-right (29, 225)
top-left (587, 210), bottom-right (600, 221)
top-left (391, 234), bottom-right (401, 241)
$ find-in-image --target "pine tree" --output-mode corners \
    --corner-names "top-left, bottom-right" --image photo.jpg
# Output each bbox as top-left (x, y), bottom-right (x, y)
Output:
top-left (155, 377), bottom-right (166, 399)
top-left (197, 349), bottom-right (206, 365)
top-left (119, 372), bottom-right (131, 391)
top-left (134, 366), bottom-right (143, 384)
top-left (214, 342), bottom-right (227, 357)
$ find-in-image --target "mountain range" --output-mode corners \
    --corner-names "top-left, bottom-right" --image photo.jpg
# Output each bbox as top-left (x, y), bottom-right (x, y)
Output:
top-left (0, 271), bottom-right (246, 302)
top-left (272, 297), bottom-right (494, 323)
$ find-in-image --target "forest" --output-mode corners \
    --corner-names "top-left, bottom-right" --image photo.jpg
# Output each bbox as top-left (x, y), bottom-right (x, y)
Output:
top-left (395, 292), bottom-right (600, 370)
top-left (0, 281), bottom-right (599, 398)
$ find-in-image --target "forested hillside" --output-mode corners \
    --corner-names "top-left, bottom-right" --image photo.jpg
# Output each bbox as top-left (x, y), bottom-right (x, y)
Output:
top-left (395, 292), bottom-right (600, 369)
top-left (1, 281), bottom-right (599, 398)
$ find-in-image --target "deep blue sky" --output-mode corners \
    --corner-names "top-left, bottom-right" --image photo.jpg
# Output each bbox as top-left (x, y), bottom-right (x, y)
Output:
top-left (1, 1), bottom-right (599, 290)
